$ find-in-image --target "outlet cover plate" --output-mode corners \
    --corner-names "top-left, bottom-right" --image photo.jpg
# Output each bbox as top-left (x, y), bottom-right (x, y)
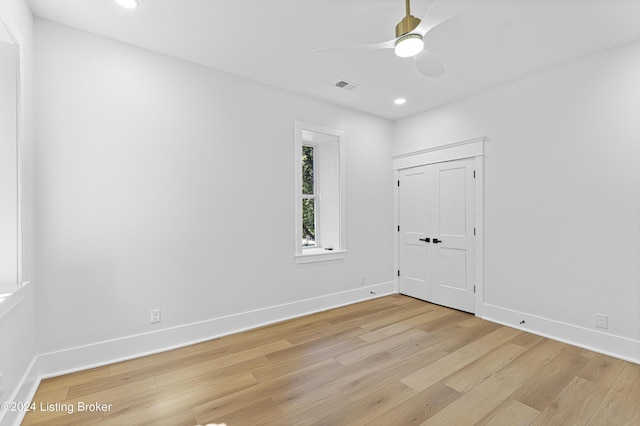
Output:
top-left (150, 309), bottom-right (161, 324)
top-left (595, 314), bottom-right (608, 329)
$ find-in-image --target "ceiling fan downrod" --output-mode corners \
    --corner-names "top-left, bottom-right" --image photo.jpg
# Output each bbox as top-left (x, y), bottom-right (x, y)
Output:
top-left (395, 0), bottom-right (422, 37)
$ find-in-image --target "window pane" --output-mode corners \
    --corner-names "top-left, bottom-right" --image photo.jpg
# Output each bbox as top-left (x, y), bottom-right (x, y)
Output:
top-left (302, 198), bottom-right (316, 247)
top-left (302, 145), bottom-right (314, 195)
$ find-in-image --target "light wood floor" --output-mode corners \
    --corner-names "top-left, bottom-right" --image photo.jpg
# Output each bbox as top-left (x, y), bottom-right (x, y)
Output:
top-left (23, 295), bottom-right (640, 425)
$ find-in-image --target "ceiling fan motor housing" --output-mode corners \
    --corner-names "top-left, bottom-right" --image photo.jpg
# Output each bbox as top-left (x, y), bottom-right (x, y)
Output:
top-left (395, 15), bottom-right (421, 37)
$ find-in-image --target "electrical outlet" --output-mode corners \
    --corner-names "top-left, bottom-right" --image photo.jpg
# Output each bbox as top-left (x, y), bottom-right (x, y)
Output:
top-left (150, 308), bottom-right (161, 324)
top-left (595, 314), bottom-right (608, 329)
top-left (359, 275), bottom-right (366, 285)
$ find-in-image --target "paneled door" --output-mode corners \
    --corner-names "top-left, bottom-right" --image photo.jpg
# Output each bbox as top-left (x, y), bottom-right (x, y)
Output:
top-left (398, 158), bottom-right (476, 313)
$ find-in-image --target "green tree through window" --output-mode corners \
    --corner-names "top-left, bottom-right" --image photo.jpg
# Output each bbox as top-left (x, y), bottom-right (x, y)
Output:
top-left (302, 145), bottom-right (316, 246)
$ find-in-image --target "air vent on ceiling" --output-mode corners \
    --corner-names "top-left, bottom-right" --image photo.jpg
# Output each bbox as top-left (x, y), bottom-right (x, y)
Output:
top-left (334, 79), bottom-right (360, 91)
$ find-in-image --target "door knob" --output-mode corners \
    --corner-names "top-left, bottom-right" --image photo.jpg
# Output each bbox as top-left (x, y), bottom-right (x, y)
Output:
top-left (432, 238), bottom-right (442, 244)
top-left (419, 237), bottom-right (430, 243)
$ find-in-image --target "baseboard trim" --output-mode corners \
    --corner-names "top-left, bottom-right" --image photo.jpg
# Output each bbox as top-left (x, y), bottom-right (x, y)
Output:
top-left (480, 303), bottom-right (640, 364)
top-left (36, 281), bottom-right (397, 379)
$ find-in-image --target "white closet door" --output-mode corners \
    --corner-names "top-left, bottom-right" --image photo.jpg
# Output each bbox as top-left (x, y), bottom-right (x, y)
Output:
top-left (398, 165), bottom-right (432, 302)
top-left (398, 158), bottom-right (476, 313)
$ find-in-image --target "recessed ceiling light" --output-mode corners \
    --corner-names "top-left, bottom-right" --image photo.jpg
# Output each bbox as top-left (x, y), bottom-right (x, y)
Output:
top-left (394, 98), bottom-right (407, 105)
top-left (115, 0), bottom-right (139, 9)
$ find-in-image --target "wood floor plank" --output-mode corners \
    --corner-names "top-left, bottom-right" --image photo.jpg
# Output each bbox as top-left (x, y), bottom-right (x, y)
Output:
top-left (265, 319), bottom-right (345, 347)
top-left (68, 356), bottom-right (229, 400)
top-left (456, 315), bottom-right (486, 328)
top-left (340, 347), bottom-right (448, 402)
top-left (192, 360), bottom-right (342, 423)
top-left (271, 384), bottom-right (353, 426)
top-left (22, 408), bottom-right (104, 426)
top-left (365, 382), bottom-right (461, 425)
top-left (99, 393), bottom-right (202, 426)
top-left (100, 370), bottom-right (258, 425)
top-left (422, 372), bottom-right (523, 425)
top-left (401, 326), bottom-right (520, 392)
top-left (532, 376), bottom-right (609, 426)
top-left (22, 295), bottom-right (640, 425)
top-left (153, 339), bottom-right (290, 387)
top-left (322, 299), bottom-right (401, 327)
top-left (385, 321), bottom-right (467, 359)
top-left (358, 308), bottom-right (449, 343)
top-left (265, 358), bottom-right (349, 405)
top-left (418, 308), bottom-right (471, 332)
top-left (311, 381), bottom-right (416, 426)
top-left (577, 352), bottom-right (627, 388)
top-left (443, 342), bottom-right (527, 393)
top-left (22, 376), bottom-right (157, 425)
top-left (35, 366), bottom-right (109, 395)
top-left (199, 397), bottom-right (283, 426)
top-left (256, 338), bottom-right (360, 382)
top-left (103, 407), bottom-right (198, 426)
top-left (335, 328), bottom-right (428, 365)
top-left (587, 362), bottom-right (640, 425)
top-left (358, 301), bottom-right (437, 331)
top-left (426, 319), bottom-right (502, 353)
top-left (496, 338), bottom-right (566, 383)
top-left (266, 360), bottom-right (351, 407)
top-left (27, 385), bottom-right (70, 410)
top-left (508, 331), bottom-right (544, 349)
top-left (476, 398), bottom-right (540, 426)
top-left (193, 395), bottom-right (277, 426)
top-left (511, 348), bottom-right (590, 411)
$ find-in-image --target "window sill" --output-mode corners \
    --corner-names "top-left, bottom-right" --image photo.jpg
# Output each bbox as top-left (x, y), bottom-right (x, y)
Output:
top-left (295, 249), bottom-right (347, 264)
top-left (0, 281), bottom-right (30, 321)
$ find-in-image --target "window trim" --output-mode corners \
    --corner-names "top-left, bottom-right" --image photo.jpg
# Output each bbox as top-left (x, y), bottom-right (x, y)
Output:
top-left (0, 9), bottom-right (25, 296)
top-left (294, 121), bottom-right (346, 263)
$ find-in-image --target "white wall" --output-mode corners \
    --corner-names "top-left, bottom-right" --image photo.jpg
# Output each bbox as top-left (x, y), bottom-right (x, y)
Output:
top-left (395, 41), bottom-right (640, 361)
top-left (0, 0), bottom-right (36, 424)
top-left (34, 20), bottom-right (394, 370)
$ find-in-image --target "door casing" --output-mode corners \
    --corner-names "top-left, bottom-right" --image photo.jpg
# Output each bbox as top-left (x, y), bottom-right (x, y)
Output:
top-left (393, 137), bottom-right (485, 316)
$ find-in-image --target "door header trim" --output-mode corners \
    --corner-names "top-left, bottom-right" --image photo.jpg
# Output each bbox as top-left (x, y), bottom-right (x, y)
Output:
top-left (393, 137), bottom-right (486, 170)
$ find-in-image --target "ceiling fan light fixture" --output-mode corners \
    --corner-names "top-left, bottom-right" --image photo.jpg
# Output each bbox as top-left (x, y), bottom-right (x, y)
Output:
top-left (394, 33), bottom-right (423, 58)
top-left (115, 0), bottom-right (139, 9)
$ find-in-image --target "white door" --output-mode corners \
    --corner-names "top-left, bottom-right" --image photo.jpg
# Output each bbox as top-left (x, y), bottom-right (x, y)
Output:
top-left (398, 166), bottom-right (432, 302)
top-left (398, 158), bottom-right (476, 313)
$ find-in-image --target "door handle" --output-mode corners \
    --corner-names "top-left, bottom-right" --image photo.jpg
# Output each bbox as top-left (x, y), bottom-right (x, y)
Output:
top-left (432, 238), bottom-right (442, 244)
top-left (419, 237), bottom-right (430, 243)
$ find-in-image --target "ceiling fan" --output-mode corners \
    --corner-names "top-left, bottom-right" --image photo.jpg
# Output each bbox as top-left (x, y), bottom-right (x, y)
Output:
top-left (315, 0), bottom-right (467, 78)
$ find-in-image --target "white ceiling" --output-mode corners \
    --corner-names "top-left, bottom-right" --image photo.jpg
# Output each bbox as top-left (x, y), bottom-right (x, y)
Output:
top-left (25, 0), bottom-right (640, 120)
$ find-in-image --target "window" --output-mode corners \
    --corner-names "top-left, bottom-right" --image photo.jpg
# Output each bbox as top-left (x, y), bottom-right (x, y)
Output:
top-left (0, 18), bottom-right (21, 298)
top-left (302, 145), bottom-right (317, 247)
top-left (295, 122), bottom-right (346, 263)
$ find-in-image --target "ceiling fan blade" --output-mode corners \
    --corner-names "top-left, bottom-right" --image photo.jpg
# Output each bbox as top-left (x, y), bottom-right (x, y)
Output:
top-left (313, 39), bottom-right (396, 54)
top-left (414, 0), bottom-right (470, 36)
top-left (414, 50), bottom-right (445, 77)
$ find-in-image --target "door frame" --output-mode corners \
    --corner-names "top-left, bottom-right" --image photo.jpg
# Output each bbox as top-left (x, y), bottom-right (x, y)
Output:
top-left (393, 137), bottom-right (486, 316)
